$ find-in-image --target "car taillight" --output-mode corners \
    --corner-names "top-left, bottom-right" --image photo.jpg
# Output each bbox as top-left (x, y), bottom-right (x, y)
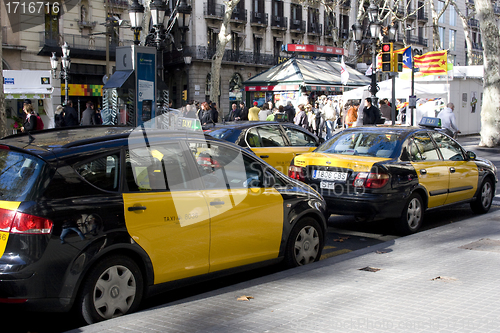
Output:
top-left (353, 171), bottom-right (390, 189)
top-left (0, 208), bottom-right (53, 234)
top-left (288, 165), bottom-right (305, 182)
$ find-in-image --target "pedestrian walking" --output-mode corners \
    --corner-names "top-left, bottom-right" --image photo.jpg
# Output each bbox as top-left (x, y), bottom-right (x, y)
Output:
top-left (63, 100), bottom-right (79, 127)
top-left (81, 101), bottom-right (97, 126)
top-left (439, 103), bottom-right (460, 138)
top-left (363, 98), bottom-right (382, 125)
top-left (55, 105), bottom-right (66, 128)
top-left (248, 102), bottom-right (260, 121)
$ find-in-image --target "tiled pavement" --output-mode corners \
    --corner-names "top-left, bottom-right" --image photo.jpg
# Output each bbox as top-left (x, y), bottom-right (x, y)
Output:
top-left (69, 207), bottom-right (500, 333)
top-left (68, 134), bottom-right (500, 333)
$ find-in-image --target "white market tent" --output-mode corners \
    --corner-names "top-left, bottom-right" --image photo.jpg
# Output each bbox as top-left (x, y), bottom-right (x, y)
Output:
top-left (342, 66), bottom-right (484, 135)
top-left (342, 77), bottom-right (450, 101)
top-left (3, 70), bottom-right (55, 129)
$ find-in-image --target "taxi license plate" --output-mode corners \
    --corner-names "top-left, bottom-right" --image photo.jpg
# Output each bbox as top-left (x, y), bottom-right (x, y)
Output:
top-left (313, 170), bottom-right (348, 182)
top-left (320, 181), bottom-right (335, 189)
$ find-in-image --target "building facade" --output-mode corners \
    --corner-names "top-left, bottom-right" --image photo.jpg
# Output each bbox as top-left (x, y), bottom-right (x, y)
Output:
top-left (1, 0), bottom-right (495, 122)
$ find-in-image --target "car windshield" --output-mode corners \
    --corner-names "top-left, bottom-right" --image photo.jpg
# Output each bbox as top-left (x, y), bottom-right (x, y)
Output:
top-left (317, 132), bottom-right (400, 158)
top-left (0, 149), bottom-right (45, 201)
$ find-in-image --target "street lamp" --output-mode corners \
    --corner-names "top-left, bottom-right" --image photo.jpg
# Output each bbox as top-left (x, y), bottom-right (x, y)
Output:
top-left (128, 0), bottom-right (192, 111)
top-left (351, 0), bottom-right (381, 105)
top-left (50, 42), bottom-right (71, 106)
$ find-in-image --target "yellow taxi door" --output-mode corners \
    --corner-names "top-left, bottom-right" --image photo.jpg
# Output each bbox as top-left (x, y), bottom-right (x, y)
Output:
top-left (188, 141), bottom-right (284, 273)
top-left (246, 125), bottom-right (293, 173)
top-left (123, 142), bottom-right (210, 284)
top-left (429, 132), bottom-right (478, 205)
top-left (409, 133), bottom-right (449, 208)
top-left (281, 124), bottom-right (319, 161)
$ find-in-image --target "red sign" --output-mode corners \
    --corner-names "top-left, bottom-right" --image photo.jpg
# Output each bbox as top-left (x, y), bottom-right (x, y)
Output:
top-left (285, 44), bottom-right (344, 55)
top-left (245, 85), bottom-right (300, 91)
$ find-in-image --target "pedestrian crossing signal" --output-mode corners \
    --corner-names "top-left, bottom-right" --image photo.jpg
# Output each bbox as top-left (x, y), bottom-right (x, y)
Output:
top-left (381, 43), bottom-right (393, 72)
top-left (395, 53), bottom-right (403, 72)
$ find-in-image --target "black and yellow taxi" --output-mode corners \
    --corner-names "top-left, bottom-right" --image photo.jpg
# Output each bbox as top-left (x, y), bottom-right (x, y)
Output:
top-left (0, 125), bottom-right (327, 324)
top-left (203, 121), bottom-right (321, 174)
top-left (288, 119), bottom-right (497, 234)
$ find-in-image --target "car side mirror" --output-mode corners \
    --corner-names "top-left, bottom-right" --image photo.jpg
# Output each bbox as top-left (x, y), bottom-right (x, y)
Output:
top-left (263, 170), bottom-right (276, 188)
top-left (467, 151), bottom-right (476, 160)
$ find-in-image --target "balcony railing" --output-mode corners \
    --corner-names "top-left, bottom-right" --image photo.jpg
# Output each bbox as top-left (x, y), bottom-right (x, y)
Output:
top-left (472, 42), bottom-right (483, 51)
top-left (231, 8), bottom-right (247, 22)
top-left (408, 35), bottom-right (428, 47)
top-left (108, 0), bottom-right (128, 8)
top-left (271, 16), bottom-right (288, 29)
top-left (164, 46), bottom-right (277, 66)
top-left (308, 22), bottom-right (322, 35)
top-left (204, 3), bottom-right (225, 19)
top-left (290, 19), bottom-right (306, 32)
top-left (250, 11), bottom-right (268, 26)
top-left (417, 11), bottom-right (428, 21)
top-left (38, 32), bottom-right (133, 59)
top-left (468, 18), bottom-right (479, 27)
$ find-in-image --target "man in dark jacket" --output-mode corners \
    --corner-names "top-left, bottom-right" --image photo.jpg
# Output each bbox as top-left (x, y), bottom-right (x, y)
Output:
top-left (284, 101), bottom-right (296, 123)
top-left (81, 101), bottom-right (96, 125)
top-left (362, 98), bottom-right (382, 125)
top-left (64, 100), bottom-right (79, 126)
top-left (238, 102), bottom-right (248, 121)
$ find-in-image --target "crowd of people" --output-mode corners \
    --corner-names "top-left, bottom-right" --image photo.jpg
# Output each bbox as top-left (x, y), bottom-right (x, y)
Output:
top-left (53, 100), bottom-right (103, 128)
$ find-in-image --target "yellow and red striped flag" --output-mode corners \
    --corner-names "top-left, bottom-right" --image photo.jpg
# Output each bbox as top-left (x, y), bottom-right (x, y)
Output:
top-left (414, 50), bottom-right (447, 76)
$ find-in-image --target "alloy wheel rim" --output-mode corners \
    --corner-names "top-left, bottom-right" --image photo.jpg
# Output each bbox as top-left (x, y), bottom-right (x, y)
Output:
top-left (294, 226), bottom-right (320, 265)
top-left (407, 198), bottom-right (422, 229)
top-left (481, 182), bottom-right (492, 208)
top-left (93, 265), bottom-right (137, 319)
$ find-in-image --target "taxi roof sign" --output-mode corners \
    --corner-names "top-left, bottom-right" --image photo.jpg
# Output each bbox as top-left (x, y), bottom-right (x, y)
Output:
top-left (419, 117), bottom-right (442, 128)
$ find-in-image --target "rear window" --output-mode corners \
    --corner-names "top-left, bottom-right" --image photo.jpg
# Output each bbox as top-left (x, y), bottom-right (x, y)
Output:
top-left (318, 132), bottom-right (400, 158)
top-left (205, 128), bottom-right (239, 142)
top-left (0, 150), bottom-right (45, 201)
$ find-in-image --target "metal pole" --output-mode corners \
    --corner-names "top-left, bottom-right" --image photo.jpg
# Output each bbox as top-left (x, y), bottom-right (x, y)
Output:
top-left (410, 59), bottom-right (415, 126)
top-left (64, 71), bottom-right (69, 106)
top-left (391, 75), bottom-right (396, 125)
top-left (370, 42), bottom-right (378, 106)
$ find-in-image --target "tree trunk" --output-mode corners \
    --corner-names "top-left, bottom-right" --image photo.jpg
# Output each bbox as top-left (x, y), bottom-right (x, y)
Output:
top-left (0, 9), bottom-right (7, 138)
top-left (476, 0), bottom-right (500, 147)
top-left (210, 0), bottom-right (240, 121)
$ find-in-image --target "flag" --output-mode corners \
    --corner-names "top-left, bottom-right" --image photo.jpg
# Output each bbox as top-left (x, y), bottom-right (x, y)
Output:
top-left (394, 46), bottom-right (412, 69)
top-left (340, 56), bottom-right (349, 85)
top-left (376, 53), bottom-right (382, 71)
top-left (365, 64), bottom-right (372, 76)
top-left (414, 50), bottom-right (448, 76)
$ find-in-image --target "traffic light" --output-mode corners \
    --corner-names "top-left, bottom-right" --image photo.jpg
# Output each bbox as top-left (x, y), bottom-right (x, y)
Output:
top-left (182, 90), bottom-right (187, 101)
top-left (394, 53), bottom-right (403, 72)
top-left (381, 42), bottom-right (393, 72)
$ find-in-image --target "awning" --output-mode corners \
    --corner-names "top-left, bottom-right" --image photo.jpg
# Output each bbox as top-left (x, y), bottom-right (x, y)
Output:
top-left (103, 70), bottom-right (134, 89)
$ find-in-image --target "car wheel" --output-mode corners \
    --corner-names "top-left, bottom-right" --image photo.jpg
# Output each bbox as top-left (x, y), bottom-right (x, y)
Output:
top-left (285, 217), bottom-right (323, 267)
top-left (471, 178), bottom-right (494, 214)
top-left (397, 193), bottom-right (423, 235)
top-left (77, 255), bottom-right (144, 324)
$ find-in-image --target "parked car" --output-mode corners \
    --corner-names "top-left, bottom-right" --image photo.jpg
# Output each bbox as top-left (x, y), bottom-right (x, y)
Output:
top-left (289, 121), bottom-right (497, 234)
top-left (0, 126), bottom-right (327, 324)
top-left (204, 121), bottom-right (321, 174)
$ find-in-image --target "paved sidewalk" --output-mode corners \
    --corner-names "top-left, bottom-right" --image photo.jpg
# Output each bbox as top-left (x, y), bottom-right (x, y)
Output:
top-left (70, 207), bottom-right (500, 333)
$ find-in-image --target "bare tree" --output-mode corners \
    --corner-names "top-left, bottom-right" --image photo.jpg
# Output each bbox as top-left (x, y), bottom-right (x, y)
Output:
top-left (209, 0), bottom-right (240, 119)
top-left (429, 0), bottom-right (451, 50)
top-left (475, 0), bottom-right (500, 147)
top-left (0, 8), bottom-right (6, 137)
top-left (449, 0), bottom-right (475, 65)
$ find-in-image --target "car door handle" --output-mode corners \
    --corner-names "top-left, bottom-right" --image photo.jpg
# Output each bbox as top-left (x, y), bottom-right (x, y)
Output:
top-left (450, 167), bottom-right (456, 173)
top-left (128, 206), bottom-right (147, 211)
top-left (420, 169), bottom-right (427, 175)
top-left (210, 201), bottom-right (225, 206)
top-left (260, 155), bottom-right (269, 158)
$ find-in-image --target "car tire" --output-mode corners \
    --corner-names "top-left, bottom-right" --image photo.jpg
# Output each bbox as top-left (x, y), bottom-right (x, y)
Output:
top-left (76, 255), bottom-right (144, 325)
top-left (470, 178), bottom-right (494, 214)
top-left (397, 193), bottom-right (424, 235)
top-left (284, 217), bottom-right (324, 267)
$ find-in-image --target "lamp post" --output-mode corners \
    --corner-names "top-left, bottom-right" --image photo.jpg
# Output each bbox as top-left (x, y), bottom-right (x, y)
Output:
top-left (128, 0), bottom-right (192, 111)
top-left (351, 0), bottom-right (381, 106)
top-left (50, 42), bottom-right (71, 106)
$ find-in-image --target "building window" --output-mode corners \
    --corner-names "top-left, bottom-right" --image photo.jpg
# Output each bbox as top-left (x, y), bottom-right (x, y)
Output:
top-left (449, 29), bottom-right (456, 51)
top-left (449, 5), bottom-right (456, 26)
top-left (439, 27), bottom-right (445, 49)
top-left (438, 1), bottom-right (445, 23)
top-left (273, 37), bottom-right (282, 59)
top-left (45, 4), bottom-right (59, 40)
top-left (207, 28), bottom-right (218, 54)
